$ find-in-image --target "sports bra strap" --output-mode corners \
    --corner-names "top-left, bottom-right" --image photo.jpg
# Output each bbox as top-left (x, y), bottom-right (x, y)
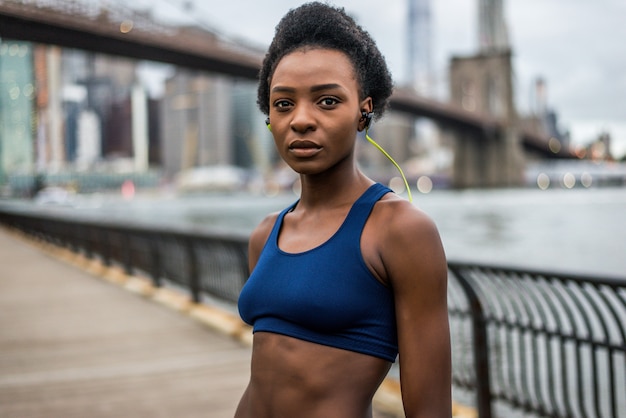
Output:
top-left (340, 183), bottom-right (392, 235)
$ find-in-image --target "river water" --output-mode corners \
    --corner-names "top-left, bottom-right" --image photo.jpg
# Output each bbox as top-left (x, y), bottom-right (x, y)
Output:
top-left (12, 184), bottom-right (626, 279)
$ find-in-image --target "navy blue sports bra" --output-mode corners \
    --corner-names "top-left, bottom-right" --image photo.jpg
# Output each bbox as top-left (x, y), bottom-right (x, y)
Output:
top-left (238, 183), bottom-right (398, 362)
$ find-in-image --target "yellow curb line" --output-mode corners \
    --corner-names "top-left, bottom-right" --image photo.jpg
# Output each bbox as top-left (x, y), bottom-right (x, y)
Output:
top-left (3, 226), bottom-right (477, 418)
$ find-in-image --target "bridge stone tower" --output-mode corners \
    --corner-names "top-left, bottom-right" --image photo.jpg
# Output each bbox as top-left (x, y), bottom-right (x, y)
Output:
top-left (447, 0), bottom-right (524, 188)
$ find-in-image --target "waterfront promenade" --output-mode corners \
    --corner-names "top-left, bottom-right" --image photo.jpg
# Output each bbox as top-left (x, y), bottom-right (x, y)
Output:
top-left (0, 227), bottom-right (416, 418)
top-left (0, 227), bottom-right (254, 418)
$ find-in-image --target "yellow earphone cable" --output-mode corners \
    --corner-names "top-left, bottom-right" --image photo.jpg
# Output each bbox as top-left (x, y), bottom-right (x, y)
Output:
top-left (365, 128), bottom-right (413, 203)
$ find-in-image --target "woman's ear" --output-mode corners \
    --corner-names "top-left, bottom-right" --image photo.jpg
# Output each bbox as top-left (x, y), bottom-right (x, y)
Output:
top-left (358, 97), bottom-right (374, 131)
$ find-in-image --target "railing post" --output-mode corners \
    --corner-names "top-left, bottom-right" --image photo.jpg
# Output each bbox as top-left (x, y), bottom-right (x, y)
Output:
top-left (149, 234), bottom-right (163, 287)
top-left (82, 224), bottom-right (93, 259)
top-left (101, 228), bottom-right (111, 266)
top-left (123, 231), bottom-right (133, 275)
top-left (451, 268), bottom-right (493, 418)
top-left (186, 238), bottom-right (201, 303)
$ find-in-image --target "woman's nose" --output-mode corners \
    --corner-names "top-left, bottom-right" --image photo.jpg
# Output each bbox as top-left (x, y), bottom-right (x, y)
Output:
top-left (290, 105), bottom-right (316, 132)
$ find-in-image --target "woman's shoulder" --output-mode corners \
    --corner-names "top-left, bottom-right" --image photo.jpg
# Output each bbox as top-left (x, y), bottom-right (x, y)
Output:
top-left (250, 211), bottom-right (280, 248)
top-left (375, 192), bottom-right (440, 238)
top-left (248, 211), bottom-right (282, 271)
top-left (372, 193), bottom-right (446, 282)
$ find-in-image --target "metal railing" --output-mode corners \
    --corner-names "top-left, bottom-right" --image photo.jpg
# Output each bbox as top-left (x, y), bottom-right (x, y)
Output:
top-left (1, 207), bottom-right (624, 418)
top-left (0, 209), bottom-right (249, 304)
top-left (448, 263), bottom-right (625, 418)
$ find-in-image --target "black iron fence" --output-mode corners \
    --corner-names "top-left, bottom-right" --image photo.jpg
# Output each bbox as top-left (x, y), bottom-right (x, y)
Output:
top-left (447, 263), bottom-right (625, 418)
top-left (1, 207), bottom-right (624, 418)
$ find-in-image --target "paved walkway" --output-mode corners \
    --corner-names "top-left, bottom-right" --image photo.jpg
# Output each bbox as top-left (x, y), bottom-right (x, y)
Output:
top-left (0, 228), bottom-right (253, 418)
top-left (0, 228), bottom-right (409, 418)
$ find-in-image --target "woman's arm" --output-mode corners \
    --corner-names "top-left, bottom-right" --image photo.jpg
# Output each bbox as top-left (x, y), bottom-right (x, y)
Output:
top-left (384, 203), bottom-right (451, 418)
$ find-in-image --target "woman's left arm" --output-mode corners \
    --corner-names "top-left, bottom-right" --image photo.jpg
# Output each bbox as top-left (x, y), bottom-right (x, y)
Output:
top-left (385, 204), bottom-right (451, 418)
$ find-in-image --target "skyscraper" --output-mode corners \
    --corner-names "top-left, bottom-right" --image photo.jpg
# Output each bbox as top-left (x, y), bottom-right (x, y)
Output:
top-left (478, 0), bottom-right (510, 52)
top-left (406, 0), bottom-right (433, 95)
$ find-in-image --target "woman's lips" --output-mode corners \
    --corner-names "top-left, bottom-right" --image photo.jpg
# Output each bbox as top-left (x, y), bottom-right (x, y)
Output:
top-left (289, 140), bottom-right (322, 157)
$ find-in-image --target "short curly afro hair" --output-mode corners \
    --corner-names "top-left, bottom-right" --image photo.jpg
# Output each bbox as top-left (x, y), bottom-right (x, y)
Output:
top-left (257, 2), bottom-right (393, 120)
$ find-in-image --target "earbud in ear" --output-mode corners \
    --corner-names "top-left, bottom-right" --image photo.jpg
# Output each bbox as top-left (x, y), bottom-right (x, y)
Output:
top-left (360, 111), bottom-right (373, 129)
top-left (265, 117), bottom-right (272, 132)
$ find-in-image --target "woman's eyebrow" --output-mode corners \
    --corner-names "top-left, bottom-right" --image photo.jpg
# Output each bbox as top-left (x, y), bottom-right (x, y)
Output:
top-left (310, 83), bottom-right (344, 93)
top-left (271, 83), bottom-right (345, 94)
top-left (271, 86), bottom-right (296, 93)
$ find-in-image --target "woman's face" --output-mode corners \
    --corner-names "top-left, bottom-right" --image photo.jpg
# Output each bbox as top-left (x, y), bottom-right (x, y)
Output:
top-left (268, 48), bottom-right (372, 176)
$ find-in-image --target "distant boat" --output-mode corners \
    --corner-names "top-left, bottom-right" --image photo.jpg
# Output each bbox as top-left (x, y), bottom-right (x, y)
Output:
top-left (174, 165), bottom-right (248, 192)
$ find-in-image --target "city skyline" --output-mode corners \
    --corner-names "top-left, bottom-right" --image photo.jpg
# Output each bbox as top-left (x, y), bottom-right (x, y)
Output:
top-left (129, 0), bottom-right (626, 158)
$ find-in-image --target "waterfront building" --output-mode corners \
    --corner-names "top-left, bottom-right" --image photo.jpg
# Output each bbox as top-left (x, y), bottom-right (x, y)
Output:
top-left (0, 40), bottom-right (35, 183)
top-left (160, 70), bottom-right (233, 179)
top-left (231, 81), bottom-right (275, 173)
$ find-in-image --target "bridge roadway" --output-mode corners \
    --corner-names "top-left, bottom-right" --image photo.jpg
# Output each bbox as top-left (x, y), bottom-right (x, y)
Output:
top-left (0, 227), bottom-right (430, 418)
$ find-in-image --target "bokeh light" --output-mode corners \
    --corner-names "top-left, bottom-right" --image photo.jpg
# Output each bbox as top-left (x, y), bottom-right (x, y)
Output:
top-left (562, 172), bottom-right (576, 189)
top-left (388, 177), bottom-right (406, 195)
top-left (120, 20), bottom-right (134, 33)
top-left (536, 173), bottom-right (550, 190)
top-left (580, 172), bottom-right (593, 188)
top-left (121, 180), bottom-right (135, 199)
top-left (548, 137), bottom-right (561, 154)
top-left (416, 176), bottom-right (433, 194)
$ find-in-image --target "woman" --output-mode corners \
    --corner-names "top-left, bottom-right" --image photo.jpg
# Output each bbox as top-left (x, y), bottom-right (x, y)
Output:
top-left (236, 3), bottom-right (451, 417)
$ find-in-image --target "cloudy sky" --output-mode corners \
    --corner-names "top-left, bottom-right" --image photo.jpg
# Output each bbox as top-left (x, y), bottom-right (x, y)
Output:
top-left (133, 0), bottom-right (626, 157)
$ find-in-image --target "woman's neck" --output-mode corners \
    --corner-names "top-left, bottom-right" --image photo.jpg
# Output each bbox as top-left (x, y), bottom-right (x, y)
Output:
top-left (297, 169), bottom-right (374, 211)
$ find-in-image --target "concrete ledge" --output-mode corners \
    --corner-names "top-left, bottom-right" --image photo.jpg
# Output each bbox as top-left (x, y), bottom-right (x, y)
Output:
top-left (189, 304), bottom-right (252, 339)
top-left (124, 276), bottom-right (157, 297)
top-left (152, 287), bottom-right (193, 312)
top-left (102, 265), bottom-right (131, 285)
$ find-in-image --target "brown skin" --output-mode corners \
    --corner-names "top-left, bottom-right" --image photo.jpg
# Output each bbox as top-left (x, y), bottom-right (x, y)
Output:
top-left (235, 49), bottom-right (451, 418)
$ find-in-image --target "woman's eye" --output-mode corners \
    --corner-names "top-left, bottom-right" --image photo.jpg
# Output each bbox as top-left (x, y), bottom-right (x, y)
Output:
top-left (274, 100), bottom-right (292, 109)
top-left (320, 97), bottom-right (339, 106)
